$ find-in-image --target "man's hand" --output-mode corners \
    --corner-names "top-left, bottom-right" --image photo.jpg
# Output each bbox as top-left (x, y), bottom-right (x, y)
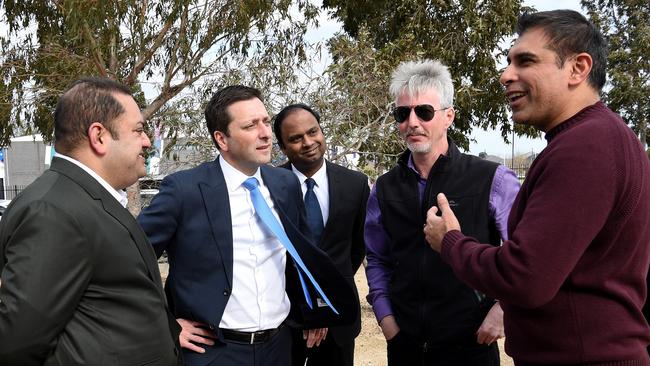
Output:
top-left (424, 193), bottom-right (461, 252)
top-left (476, 302), bottom-right (504, 345)
top-left (379, 315), bottom-right (400, 341)
top-left (303, 328), bottom-right (328, 348)
top-left (177, 318), bottom-right (216, 353)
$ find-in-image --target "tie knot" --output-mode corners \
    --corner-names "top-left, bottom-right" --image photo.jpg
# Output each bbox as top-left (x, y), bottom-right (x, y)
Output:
top-left (242, 177), bottom-right (259, 191)
top-left (305, 178), bottom-right (316, 190)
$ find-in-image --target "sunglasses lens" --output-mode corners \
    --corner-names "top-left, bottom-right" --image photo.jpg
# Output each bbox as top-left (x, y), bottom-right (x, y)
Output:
top-left (393, 107), bottom-right (411, 123)
top-left (414, 105), bottom-right (436, 121)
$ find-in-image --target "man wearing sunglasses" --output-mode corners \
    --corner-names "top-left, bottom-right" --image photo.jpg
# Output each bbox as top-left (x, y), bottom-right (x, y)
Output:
top-left (364, 59), bottom-right (520, 365)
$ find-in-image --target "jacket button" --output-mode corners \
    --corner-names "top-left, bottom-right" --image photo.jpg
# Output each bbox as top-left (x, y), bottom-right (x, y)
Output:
top-left (223, 288), bottom-right (230, 296)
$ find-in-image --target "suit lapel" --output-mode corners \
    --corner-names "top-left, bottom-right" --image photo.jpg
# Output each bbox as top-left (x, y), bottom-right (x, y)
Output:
top-left (198, 160), bottom-right (234, 288)
top-left (49, 158), bottom-right (164, 295)
top-left (322, 161), bottom-right (339, 239)
top-left (262, 166), bottom-right (289, 215)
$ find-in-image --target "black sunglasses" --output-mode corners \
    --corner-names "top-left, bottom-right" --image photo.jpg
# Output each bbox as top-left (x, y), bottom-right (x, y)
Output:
top-left (392, 104), bottom-right (448, 123)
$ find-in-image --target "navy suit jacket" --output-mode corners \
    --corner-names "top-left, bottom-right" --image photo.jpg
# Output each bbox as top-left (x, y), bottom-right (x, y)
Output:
top-left (281, 160), bottom-right (369, 345)
top-left (138, 159), bottom-right (357, 365)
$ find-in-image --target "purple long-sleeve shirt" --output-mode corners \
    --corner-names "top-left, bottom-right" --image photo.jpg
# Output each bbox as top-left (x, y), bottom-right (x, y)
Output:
top-left (365, 157), bottom-right (520, 322)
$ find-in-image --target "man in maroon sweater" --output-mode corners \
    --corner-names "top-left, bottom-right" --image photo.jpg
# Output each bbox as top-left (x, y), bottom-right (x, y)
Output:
top-left (424, 9), bottom-right (650, 365)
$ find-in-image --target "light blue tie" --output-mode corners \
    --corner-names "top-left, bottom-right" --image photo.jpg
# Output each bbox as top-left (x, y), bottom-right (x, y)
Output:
top-left (242, 177), bottom-right (338, 314)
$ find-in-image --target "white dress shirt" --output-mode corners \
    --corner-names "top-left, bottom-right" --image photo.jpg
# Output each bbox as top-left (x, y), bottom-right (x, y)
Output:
top-left (55, 153), bottom-right (128, 208)
top-left (218, 155), bottom-right (290, 331)
top-left (291, 162), bottom-right (329, 225)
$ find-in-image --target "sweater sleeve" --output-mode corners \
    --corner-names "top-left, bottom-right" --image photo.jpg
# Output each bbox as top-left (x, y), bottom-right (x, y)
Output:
top-left (441, 139), bottom-right (617, 308)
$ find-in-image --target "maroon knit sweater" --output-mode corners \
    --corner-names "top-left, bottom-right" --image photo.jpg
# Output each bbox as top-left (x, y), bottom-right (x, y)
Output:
top-left (442, 102), bottom-right (650, 365)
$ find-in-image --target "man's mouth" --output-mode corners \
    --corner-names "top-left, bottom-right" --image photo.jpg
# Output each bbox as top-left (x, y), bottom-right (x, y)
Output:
top-left (407, 131), bottom-right (426, 138)
top-left (303, 146), bottom-right (319, 155)
top-left (506, 91), bottom-right (527, 103)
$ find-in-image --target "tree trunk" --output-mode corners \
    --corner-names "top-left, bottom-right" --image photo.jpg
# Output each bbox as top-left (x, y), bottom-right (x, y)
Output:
top-left (126, 182), bottom-right (142, 216)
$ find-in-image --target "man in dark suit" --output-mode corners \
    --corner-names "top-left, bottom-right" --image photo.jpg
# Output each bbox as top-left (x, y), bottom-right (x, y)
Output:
top-left (274, 104), bottom-right (369, 366)
top-left (138, 85), bottom-right (357, 366)
top-left (0, 77), bottom-right (181, 365)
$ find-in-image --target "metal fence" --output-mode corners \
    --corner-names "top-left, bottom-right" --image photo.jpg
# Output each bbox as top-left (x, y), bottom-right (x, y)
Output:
top-left (2, 185), bottom-right (26, 200)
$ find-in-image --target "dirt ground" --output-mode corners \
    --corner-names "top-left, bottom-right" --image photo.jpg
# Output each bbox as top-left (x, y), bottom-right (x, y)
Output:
top-left (159, 263), bottom-right (514, 365)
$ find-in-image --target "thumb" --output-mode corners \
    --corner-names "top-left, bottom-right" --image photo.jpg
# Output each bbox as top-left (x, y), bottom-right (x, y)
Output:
top-left (437, 193), bottom-right (460, 231)
top-left (437, 193), bottom-right (452, 217)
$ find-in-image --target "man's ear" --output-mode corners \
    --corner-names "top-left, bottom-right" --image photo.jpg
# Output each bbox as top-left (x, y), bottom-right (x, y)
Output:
top-left (88, 122), bottom-right (108, 155)
top-left (569, 53), bottom-right (593, 86)
top-left (214, 131), bottom-right (228, 151)
top-left (443, 107), bottom-right (456, 129)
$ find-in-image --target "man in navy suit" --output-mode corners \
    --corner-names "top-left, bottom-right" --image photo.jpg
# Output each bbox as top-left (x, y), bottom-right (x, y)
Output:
top-left (274, 104), bottom-right (369, 366)
top-left (138, 85), bottom-right (356, 366)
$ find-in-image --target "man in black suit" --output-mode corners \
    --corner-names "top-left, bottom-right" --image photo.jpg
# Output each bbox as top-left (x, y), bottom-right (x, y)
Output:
top-left (274, 104), bottom-right (369, 366)
top-left (138, 85), bottom-right (357, 366)
top-left (0, 78), bottom-right (181, 365)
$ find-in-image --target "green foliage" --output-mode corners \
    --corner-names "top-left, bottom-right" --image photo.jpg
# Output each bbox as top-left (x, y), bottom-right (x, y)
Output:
top-left (582, 0), bottom-right (649, 149)
top-left (320, 0), bottom-right (539, 177)
top-left (0, 0), bottom-right (318, 147)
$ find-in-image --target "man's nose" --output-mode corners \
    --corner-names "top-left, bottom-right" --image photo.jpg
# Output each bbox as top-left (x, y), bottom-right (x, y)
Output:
top-left (259, 123), bottom-right (271, 139)
top-left (142, 133), bottom-right (152, 148)
top-left (500, 64), bottom-right (515, 86)
top-left (406, 108), bottom-right (422, 127)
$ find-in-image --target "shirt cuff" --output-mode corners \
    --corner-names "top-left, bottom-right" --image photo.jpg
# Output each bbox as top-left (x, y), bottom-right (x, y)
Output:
top-left (371, 298), bottom-right (393, 324)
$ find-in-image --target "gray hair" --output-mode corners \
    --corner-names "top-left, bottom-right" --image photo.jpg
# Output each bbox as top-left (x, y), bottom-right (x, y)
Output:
top-left (389, 59), bottom-right (454, 108)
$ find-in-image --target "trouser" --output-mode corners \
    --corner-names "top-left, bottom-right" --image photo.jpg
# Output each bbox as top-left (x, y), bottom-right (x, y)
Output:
top-left (387, 331), bottom-right (500, 366)
top-left (291, 328), bottom-right (354, 366)
top-left (192, 324), bottom-right (292, 366)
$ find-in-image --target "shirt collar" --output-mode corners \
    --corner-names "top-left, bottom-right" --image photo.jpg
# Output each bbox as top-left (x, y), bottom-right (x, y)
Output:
top-left (219, 155), bottom-right (263, 192)
top-left (55, 153), bottom-right (129, 208)
top-left (291, 160), bottom-right (327, 187)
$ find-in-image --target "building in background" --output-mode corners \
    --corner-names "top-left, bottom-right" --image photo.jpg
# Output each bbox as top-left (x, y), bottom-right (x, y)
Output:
top-left (2, 135), bottom-right (52, 199)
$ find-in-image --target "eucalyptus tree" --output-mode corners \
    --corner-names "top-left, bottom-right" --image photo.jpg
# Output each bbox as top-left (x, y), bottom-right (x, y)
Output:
top-left (1, 0), bottom-right (318, 211)
top-left (319, 0), bottom-right (539, 177)
top-left (582, 0), bottom-right (649, 150)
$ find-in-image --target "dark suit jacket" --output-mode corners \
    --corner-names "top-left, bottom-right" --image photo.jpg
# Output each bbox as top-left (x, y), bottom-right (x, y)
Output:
top-left (137, 159), bottom-right (357, 366)
top-left (0, 157), bottom-right (180, 366)
top-left (281, 160), bottom-right (369, 345)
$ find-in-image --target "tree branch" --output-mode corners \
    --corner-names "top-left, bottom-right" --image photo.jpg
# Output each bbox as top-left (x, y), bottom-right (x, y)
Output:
top-left (124, 8), bottom-right (177, 86)
top-left (82, 21), bottom-right (108, 77)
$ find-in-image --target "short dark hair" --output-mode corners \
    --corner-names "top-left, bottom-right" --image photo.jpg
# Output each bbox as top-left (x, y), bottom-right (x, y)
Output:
top-left (204, 85), bottom-right (263, 148)
top-left (54, 77), bottom-right (133, 154)
top-left (273, 103), bottom-right (321, 148)
top-left (517, 9), bottom-right (607, 91)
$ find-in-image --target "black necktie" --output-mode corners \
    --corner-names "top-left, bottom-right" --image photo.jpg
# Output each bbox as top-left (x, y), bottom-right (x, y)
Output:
top-left (304, 178), bottom-right (324, 243)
